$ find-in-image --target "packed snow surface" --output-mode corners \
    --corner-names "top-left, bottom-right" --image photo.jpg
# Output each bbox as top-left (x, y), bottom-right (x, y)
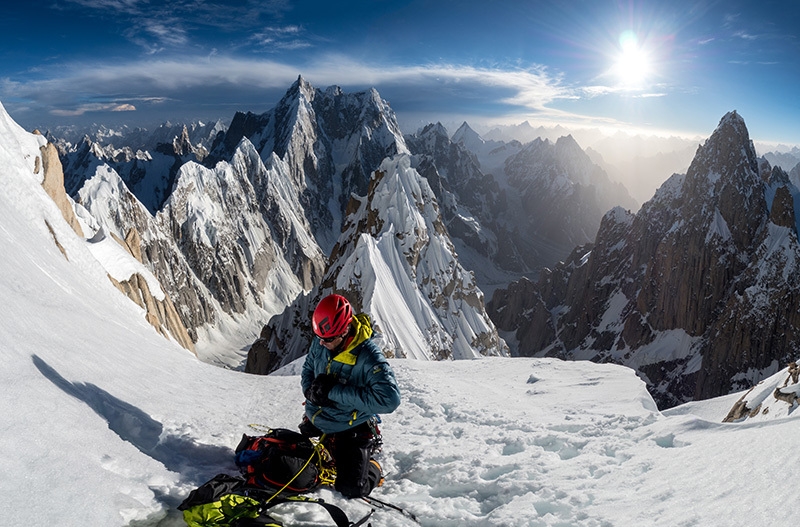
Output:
top-left (3, 101), bottom-right (799, 527)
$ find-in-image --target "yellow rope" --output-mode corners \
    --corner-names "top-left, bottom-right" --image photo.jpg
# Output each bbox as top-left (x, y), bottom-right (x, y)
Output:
top-left (265, 433), bottom-right (328, 503)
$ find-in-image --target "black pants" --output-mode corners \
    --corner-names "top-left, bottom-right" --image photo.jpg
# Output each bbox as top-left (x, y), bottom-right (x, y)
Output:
top-left (300, 419), bottom-right (381, 498)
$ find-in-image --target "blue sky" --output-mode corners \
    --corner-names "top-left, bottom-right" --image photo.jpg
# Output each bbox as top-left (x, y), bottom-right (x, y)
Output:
top-left (2, 0), bottom-right (800, 145)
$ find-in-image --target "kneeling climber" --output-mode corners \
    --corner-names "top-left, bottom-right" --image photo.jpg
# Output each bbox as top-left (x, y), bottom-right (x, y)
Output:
top-left (300, 294), bottom-right (401, 498)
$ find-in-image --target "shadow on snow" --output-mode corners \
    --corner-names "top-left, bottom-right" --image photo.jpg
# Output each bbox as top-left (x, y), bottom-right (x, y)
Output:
top-left (32, 354), bottom-right (234, 525)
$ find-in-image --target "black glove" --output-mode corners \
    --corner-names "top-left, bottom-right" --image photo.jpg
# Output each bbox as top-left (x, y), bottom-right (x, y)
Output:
top-left (299, 416), bottom-right (322, 437)
top-left (305, 374), bottom-right (337, 407)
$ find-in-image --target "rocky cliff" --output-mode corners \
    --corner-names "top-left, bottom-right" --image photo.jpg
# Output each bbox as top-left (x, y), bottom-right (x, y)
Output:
top-left (488, 111), bottom-right (800, 408)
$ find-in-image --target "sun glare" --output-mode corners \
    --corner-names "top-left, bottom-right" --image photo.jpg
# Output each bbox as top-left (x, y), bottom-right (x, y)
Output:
top-left (613, 30), bottom-right (651, 89)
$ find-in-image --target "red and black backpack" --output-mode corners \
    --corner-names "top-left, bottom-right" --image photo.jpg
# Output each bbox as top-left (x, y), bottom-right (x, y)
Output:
top-left (234, 428), bottom-right (321, 496)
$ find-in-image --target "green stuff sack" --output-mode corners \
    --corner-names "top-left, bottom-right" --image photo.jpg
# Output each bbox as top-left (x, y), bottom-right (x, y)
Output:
top-left (178, 473), bottom-right (354, 527)
top-left (178, 473), bottom-right (281, 527)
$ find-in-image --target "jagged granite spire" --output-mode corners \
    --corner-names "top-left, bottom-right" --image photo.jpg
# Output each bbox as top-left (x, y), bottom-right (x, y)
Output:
top-left (488, 111), bottom-right (800, 408)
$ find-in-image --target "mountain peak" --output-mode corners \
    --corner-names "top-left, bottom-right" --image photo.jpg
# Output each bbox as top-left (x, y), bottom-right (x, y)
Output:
top-left (554, 134), bottom-right (583, 156)
top-left (419, 122), bottom-right (449, 138)
top-left (286, 75), bottom-right (317, 103)
top-left (708, 110), bottom-right (751, 151)
top-left (687, 110), bottom-right (759, 190)
top-left (452, 121), bottom-right (483, 146)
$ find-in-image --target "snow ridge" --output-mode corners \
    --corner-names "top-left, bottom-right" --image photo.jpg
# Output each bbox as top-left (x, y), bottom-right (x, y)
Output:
top-left (333, 154), bottom-right (508, 360)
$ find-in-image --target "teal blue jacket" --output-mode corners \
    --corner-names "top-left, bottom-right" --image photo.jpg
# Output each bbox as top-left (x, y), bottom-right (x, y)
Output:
top-left (301, 314), bottom-right (401, 433)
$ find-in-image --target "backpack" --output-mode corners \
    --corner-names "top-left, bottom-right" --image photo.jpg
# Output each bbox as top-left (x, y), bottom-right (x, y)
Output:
top-left (178, 473), bottom-right (355, 527)
top-left (177, 473), bottom-right (277, 527)
top-left (234, 428), bottom-right (322, 496)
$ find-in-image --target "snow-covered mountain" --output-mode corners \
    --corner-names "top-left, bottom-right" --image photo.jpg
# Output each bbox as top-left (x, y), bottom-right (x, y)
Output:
top-left (506, 134), bottom-right (637, 266)
top-left (45, 119), bottom-right (225, 152)
top-left (53, 121), bottom-right (224, 213)
top-left (250, 154), bottom-right (507, 370)
top-left (20, 75), bottom-right (800, 411)
top-left (762, 146), bottom-right (800, 173)
top-left (75, 133), bottom-right (325, 364)
top-left (451, 121), bottom-right (524, 179)
top-left (405, 123), bottom-right (520, 281)
top-left (330, 155), bottom-right (506, 360)
top-left (481, 121), bottom-right (700, 205)
top-left (3, 106), bottom-right (800, 525)
top-left (443, 122), bottom-right (638, 277)
top-left (34, 78), bottom-right (507, 368)
top-left (205, 76), bottom-right (408, 254)
top-left (488, 111), bottom-right (800, 408)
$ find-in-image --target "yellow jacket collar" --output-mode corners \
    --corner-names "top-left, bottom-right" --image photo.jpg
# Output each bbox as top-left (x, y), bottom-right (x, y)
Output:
top-left (332, 313), bottom-right (373, 366)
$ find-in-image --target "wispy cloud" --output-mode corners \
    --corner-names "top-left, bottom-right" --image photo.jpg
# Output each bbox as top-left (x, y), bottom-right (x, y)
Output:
top-left (3, 52), bottom-right (659, 132)
top-left (733, 30), bottom-right (758, 41)
top-left (2, 54), bottom-right (576, 118)
top-left (51, 102), bottom-right (136, 116)
top-left (61, 0), bottom-right (296, 54)
top-left (250, 25), bottom-right (313, 51)
top-left (64, 0), bottom-right (144, 9)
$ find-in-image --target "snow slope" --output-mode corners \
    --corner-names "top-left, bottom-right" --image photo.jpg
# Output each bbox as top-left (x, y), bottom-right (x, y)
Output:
top-left (3, 101), bottom-right (800, 526)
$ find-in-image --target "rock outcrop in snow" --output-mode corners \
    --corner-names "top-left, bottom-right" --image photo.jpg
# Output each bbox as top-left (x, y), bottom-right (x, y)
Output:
top-left (0, 102), bottom-right (194, 352)
top-left (37, 138), bottom-right (84, 239)
top-left (488, 111), bottom-right (800, 408)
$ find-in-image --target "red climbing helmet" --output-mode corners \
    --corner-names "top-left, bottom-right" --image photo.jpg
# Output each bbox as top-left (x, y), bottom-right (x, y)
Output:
top-left (312, 294), bottom-right (353, 338)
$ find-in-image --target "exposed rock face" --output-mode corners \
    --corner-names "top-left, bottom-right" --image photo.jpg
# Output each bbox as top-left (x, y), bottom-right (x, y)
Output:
top-left (488, 111), bottom-right (800, 408)
top-left (107, 228), bottom-right (195, 353)
top-left (487, 276), bottom-right (556, 356)
top-left (109, 270), bottom-right (195, 353)
top-left (244, 326), bottom-right (280, 375)
top-left (37, 139), bottom-right (84, 238)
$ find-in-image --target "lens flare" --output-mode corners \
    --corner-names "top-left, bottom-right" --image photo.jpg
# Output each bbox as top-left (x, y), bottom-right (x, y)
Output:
top-left (613, 30), bottom-right (651, 89)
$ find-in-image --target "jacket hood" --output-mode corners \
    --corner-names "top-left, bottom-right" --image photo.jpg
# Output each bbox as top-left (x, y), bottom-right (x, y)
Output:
top-left (331, 313), bottom-right (373, 366)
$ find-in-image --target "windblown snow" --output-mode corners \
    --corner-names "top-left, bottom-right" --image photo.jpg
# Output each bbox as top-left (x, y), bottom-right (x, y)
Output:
top-left (2, 101), bottom-right (799, 527)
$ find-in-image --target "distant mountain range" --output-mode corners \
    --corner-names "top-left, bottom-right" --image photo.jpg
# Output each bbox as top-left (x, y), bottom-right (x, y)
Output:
top-left (22, 77), bottom-right (800, 408)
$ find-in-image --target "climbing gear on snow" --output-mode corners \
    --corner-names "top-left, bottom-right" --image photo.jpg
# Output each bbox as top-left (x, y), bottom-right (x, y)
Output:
top-left (235, 429), bottom-right (327, 501)
top-left (178, 473), bottom-right (263, 526)
top-left (369, 459), bottom-right (384, 489)
top-left (360, 495), bottom-right (421, 524)
top-left (178, 472), bottom-right (362, 527)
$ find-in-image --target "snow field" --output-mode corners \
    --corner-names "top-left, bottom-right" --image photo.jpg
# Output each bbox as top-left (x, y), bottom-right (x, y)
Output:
top-left (4, 100), bottom-right (800, 527)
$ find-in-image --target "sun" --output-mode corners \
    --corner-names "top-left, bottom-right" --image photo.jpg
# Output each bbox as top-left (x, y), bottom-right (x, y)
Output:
top-left (612, 30), bottom-right (651, 89)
